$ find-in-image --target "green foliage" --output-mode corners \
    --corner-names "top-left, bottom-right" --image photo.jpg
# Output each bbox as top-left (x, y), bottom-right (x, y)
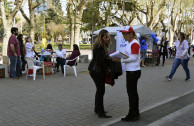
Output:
top-left (81, 0), bottom-right (107, 31)
top-left (0, 0), bottom-right (13, 37)
top-left (45, 9), bottom-right (64, 24)
top-left (15, 15), bottom-right (21, 24)
top-left (22, 22), bottom-right (30, 36)
top-left (81, 0), bottom-right (139, 31)
top-left (34, 43), bottom-right (91, 52)
top-left (117, 0), bottom-right (138, 11)
top-left (4, 0), bottom-right (12, 15)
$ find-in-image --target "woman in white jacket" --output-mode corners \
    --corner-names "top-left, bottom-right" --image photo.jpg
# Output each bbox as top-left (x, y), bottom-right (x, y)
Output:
top-left (25, 36), bottom-right (40, 66)
top-left (120, 26), bottom-right (141, 122)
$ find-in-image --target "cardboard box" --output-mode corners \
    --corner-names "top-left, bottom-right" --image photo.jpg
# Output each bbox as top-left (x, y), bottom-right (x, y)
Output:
top-left (0, 68), bottom-right (5, 78)
top-left (40, 66), bottom-right (52, 75)
top-left (3, 56), bottom-right (10, 65)
top-left (0, 64), bottom-right (9, 78)
top-left (44, 66), bottom-right (52, 75)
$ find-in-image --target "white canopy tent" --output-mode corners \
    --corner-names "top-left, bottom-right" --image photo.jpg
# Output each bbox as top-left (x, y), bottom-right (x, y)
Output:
top-left (92, 25), bottom-right (156, 52)
top-left (93, 25), bottom-right (155, 36)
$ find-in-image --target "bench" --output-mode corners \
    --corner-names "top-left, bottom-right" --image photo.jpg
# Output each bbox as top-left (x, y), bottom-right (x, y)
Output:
top-left (0, 64), bottom-right (8, 78)
top-left (79, 55), bottom-right (88, 63)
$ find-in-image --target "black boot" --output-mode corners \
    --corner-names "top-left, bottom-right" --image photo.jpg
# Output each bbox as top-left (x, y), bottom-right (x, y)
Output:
top-left (98, 113), bottom-right (112, 118)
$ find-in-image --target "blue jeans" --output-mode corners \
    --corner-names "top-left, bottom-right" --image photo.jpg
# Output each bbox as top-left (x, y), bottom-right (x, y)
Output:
top-left (9, 56), bottom-right (21, 77)
top-left (141, 49), bottom-right (147, 60)
top-left (168, 58), bottom-right (190, 79)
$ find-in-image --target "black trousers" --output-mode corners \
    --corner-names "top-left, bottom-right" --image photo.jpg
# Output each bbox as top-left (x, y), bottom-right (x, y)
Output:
top-left (55, 57), bottom-right (66, 73)
top-left (157, 53), bottom-right (166, 65)
top-left (90, 71), bottom-right (106, 114)
top-left (21, 56), bottom-right (26, 71)
top-left (126, 70), bottom-right (141, 115)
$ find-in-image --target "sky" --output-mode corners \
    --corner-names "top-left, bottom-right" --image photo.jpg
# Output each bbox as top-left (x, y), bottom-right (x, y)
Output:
top-left (8, 0), bottom-right (67, 17)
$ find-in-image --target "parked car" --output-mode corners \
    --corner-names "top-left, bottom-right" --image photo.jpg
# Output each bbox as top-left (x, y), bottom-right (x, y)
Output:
top-left (82, 41), bottom-right (90, 44)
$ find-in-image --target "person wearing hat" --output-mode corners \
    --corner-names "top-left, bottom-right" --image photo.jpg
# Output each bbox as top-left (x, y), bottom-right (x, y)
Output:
top-left (120, 26), bottom-right (141, 121)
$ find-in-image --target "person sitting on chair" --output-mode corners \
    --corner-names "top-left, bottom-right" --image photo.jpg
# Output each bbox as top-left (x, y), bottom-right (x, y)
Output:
top-left (25, 36), bottom-right (40, 66)
top-left (46, 44), bottom-right (53, 54)
top-left (66, 44), bottom-right (80, 66)
top-left (55, 44), bottom-right (66, 74)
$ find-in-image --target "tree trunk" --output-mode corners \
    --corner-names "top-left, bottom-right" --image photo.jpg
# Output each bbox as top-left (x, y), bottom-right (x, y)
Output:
top-left (105, 1), bottom-right (111, 27)
top-left (70, 16), bottom-right (74, 50)
top-left (74, 9), bottom-right (83, 46)
top-left (169, 29), bottom-right (174, 47)
top-left (51, 33), bottom-right (54, 43)
top-left (2, 25), bottom-right (12, 56)
top-left (74, 23), bottom-right (81, 45)
top-left (29, 9), bottom-right (35, 44)
top-left (1, 0), bottom-right (13, 56)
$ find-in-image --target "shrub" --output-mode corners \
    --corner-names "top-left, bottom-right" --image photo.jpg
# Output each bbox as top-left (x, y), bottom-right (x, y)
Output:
top-left (34, 43), bottom-right (91, 52)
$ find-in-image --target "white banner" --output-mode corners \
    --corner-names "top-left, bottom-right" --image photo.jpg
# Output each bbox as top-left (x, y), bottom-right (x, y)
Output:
top-left (116, 31), bottom-right (128, 52)
top-left (116, 30), bottom-right (127, 72)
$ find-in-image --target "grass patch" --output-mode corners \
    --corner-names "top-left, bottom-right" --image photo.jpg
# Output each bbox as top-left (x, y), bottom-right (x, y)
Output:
top-left (35, 43), bottom-right (91, 52)
top-left (0, 43), bottom-right (92, 53)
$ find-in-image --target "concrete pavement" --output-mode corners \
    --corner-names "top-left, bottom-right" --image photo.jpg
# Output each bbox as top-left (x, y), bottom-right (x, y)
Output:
top-left (0, 57), bottom-right (194, 126)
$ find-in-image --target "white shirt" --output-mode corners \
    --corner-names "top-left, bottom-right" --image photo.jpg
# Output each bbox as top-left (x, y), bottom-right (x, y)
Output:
top-left (56, 49), bottom-right (66, 58)
top-left (122, 39), bottom-right (141, 71)
top-left (25, 42), bottom-right (35, 58)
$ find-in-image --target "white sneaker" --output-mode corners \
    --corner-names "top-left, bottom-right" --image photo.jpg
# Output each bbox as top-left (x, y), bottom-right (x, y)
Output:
top-left (165, 76), bottom-right (171, 81)
top-left (22, 71), bottom-right (27, 74)
top-left (185, 78), bottom-right (191, 81)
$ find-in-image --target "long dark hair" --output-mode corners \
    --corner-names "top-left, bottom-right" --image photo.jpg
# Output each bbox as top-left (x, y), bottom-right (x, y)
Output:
top-left (140, 35), bottom-right (146, 42)
top-left (47, 44), bottom-right (53, 50)
top-left (73, 44), bottom-right (80, 55)
top-left (17, 34), bottom-right (23, 42)
top-left (179, 32), bottom-right (185, 45)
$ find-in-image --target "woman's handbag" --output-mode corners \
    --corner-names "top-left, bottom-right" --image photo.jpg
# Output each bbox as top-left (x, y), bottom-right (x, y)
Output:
top-left (105, 71), bottom-right (113, 86)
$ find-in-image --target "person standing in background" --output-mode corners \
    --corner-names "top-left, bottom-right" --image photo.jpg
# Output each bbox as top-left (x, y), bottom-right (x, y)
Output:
top-left (7, 27), bottom-right (21, 79)
top-left (139, 35), bottom-right (147, 67)
top-left (156, 35), bottom-right (168, 66)
top-left (165, 32), bottom-right (190, 81)
top-left (17, 34), bottom-right (26, 73)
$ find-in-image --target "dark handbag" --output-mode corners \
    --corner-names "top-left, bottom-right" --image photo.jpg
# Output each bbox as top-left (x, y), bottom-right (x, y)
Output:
top-left (105, 71), bottom-right (113, 86)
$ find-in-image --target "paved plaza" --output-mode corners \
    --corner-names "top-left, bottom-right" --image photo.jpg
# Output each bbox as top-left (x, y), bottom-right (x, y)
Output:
top-left (0, 57), bottom-right (194, 126)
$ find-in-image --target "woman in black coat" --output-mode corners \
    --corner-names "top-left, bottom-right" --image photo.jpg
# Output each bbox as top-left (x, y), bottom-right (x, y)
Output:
top-left (156, 36), bottom-right (168, 66)
top-left (17, 34), bottom-right (26, 72)
top-left (88, 29), bottom-right (113, 118)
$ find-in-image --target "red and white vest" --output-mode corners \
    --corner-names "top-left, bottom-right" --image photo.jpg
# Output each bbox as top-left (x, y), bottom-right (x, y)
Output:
top-left (124, 39), bottom-right (141, 71)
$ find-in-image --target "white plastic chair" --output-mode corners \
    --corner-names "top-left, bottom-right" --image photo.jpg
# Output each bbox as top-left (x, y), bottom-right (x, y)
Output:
top-left (51, 54), bottom-right (57, 74)
top-left (63, 56), bottom-right (78, 77)
top-left (25, 57), bottom-right (45, 80)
